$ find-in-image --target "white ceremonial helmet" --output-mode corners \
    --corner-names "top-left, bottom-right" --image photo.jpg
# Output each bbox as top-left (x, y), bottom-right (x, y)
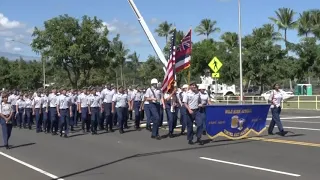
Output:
top-left (151, 78), bottom-right (158, 84)
top-left (199, 84), bottom-right (206, 90)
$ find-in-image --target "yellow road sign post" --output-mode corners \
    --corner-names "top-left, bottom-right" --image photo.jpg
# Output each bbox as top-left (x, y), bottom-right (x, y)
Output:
top-left (212, 73), bottom-right (220, 78)
top-left (208, 57), bottom-right (223, 73)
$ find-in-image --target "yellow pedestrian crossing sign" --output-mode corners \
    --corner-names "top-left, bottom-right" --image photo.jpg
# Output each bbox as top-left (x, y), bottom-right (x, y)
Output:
top-left (212, 73), bottom-right (220, 78)
top-left (208, 57), bottom-right (223, 73)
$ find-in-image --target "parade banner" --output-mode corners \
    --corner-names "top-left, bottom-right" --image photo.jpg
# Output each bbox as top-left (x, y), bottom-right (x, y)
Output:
top-left (205, 104), bottom-right (270, 139)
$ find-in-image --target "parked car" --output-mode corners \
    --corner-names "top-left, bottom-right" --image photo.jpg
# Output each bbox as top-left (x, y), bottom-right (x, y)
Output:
top-left (261, 89), bottom-right (294, 101)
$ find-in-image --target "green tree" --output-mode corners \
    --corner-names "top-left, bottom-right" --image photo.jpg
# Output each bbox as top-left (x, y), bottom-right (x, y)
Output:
top-left (155, 21), bottom-right (173, 43)
top-left (195, 19), bottom-right (220, 39)
top-left (31, 14), bottom-right (113, 88)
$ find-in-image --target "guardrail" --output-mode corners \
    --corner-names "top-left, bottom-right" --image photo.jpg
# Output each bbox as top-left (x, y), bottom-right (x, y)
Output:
top-left (214, 95), bottom-right (320, 110)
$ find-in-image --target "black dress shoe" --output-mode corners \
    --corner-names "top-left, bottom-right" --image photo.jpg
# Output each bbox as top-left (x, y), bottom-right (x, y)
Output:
top-left (119, 129), bottom-right (124, 134)
top-left (169, 133), bottom-right (174, 138)
top-left (156, 135), bottom-right (161, 140)
top-left (188, 140), bottom-right (194, 145)
top-left (268, 132), bottom-right (274, 135)
top-left (5, 145), bottom-right (10, 149)
top-left (280, 131), bottom-right (288, 136)
top-left (196, 139), bottom-right (204, 145)
top-left (64, 134), bottom-right (68, 138)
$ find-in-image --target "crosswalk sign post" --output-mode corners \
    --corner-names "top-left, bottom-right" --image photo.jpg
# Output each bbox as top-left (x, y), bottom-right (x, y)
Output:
top-left (208, 57), bottom-right (223, 94)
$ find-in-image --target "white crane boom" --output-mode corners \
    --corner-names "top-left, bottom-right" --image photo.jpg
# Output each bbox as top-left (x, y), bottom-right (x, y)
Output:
top-left (127, 0), bottom-right (167, 69)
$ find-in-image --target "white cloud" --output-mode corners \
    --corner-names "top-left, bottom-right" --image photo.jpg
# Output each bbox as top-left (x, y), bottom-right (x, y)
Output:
top-left (26, 28), bottom-right (34, 34)
top-left (0, 13), bottom-right (24, 30)
top-left (150, 18), bottom-right (160, 25)
top-left (103, 19), bottom-right (141, 35)
top-left (13, 47), bottom-right (22, 52)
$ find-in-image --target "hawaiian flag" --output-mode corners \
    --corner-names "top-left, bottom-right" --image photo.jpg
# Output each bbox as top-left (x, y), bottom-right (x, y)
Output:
top-left (175, 29), bottom-right (192, 73)
top-left (161, 29), bottom-right (176, 93)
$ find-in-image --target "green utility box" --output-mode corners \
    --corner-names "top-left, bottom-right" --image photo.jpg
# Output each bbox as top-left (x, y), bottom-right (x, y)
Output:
top-left (294, 84), bottom-right (312, 95)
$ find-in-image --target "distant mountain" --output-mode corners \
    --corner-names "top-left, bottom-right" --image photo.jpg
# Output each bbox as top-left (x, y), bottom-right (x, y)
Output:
top-left (0, 51), bottom-right (40, 61)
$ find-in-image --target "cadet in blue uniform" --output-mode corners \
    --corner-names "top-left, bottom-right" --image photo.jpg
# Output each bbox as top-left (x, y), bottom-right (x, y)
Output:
top-left (24, 93), bottom-right (32, 130)
top-left (131, 86), bottom-right (143, 130)
top-left (112, 86), bottom-right (129, 134)
top-left (101, 84), bottom-right (115, 132)
top-left (42, 90), bottom-right (49, 133)
top-left (88, 88), bottom-right (102, 135)
top-left (145, 78), bottom-right (161, 140)
top-left (48, 88), bottom-right (58, 135)
top-left (178, 84), bottom-right (188, 135)
top-left (32, 92), bottom-right (43, 133)
top-left (183, 82), bottom-right (204, 145)
top-left (8, 91), bottom-right (18, 127)
top-left (0, 93), bottom-right (13, 149)
top-left (199, 84), bottom-right (211, 135)
top-left (68, 89), bottom-right (77, 131)
top-left (15, 94), bottom-right (25, 129)
top-left (57, 88), bottom-right (72, 138)
top-left (162, 88), bottom-right (178, 138)
top-left (78, 88), bottom-right (90, 133)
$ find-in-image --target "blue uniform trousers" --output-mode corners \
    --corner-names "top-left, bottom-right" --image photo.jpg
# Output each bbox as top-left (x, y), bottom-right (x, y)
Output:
top-left (186, 109), bottom-right (203, 141)
top-left (144, 104), bottom-right (151, 126)
top-left (159, 105), bottom-right (164, 126)
top-left (103, 103), bottom-right (113, 129)
top-left (0, 118), bottom-right (12, 146)
top-left (59, 109), bottom-right (70, 135)
top-left (91, 107), bottom-right (100, 132)
top-left (268, 107), bottom-right (284, 133)
top-left (200, 107), bottom-right (206, 132)
top-left (133, 101), bottom-right (141, 128)
top-left (12, 105), bottom-right (17, 126)
top-left (116, 107), bottom-right (125, 130)
top-left (150, 103), bottom-right (160, 137)
top-left (70, 104), bottom-right (77, 127)
top-left (35, 108), bottom-right (41, 132)
top-left (180, 106), bottom-right (187, 132)
top-left (42, 109), bottom-right (49, 132)
top-left (124, 107), bottom-right (128, 127)
top-left (81, 107), bottom-right (90, 131)
top-left (50, 107), bottom-right (58, 133)
top-left (17, 108), bottom-right (24, 128)
top-left (24, 108), bottom-right (32, 128)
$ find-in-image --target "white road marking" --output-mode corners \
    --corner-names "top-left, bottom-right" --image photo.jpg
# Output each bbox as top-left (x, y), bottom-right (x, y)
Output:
top-left (270, 126), bottom-right (320, 131)
top-left (269, 120), bottom-right (320, 124)
top-left (268, 116), bottom-right (320, 120)
top-left (0, 151), bottom-right (64, 180)
top-left (199, 157), bottom-right (301, 177)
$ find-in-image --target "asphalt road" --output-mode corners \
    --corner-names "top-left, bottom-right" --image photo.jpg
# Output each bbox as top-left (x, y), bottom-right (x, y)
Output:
top-left (0, 109), bottom-right (320, 180)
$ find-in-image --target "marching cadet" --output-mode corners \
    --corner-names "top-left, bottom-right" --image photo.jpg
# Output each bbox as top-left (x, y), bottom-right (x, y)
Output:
top-left (127, 86), bottom-right (133, 121)
top-left (88, 88), bottom-right (102, 135)
top-left (145, 78), bottom-right (161, 140)
top-left (198, 84), bottom-right (212, 135)
top-left (123, 88), bottom-right (129, 129)
top-left (32, 92), bottom-right (43, 133)
top-left (78, 88), bottom-right (90, 133)
top-left (42, 90), bottom-right (49, 133)
top-left (8, 90), bottom-right (19, 127)
top-left (178, 84), bottom-right (188, 135)
top-left (24, 93), bottom-right (32, 130)
top-left (143, 87), bottom-right (151, 131)
top-left (68, 89), bottom-right (77, 131)
top-left (15, 93), bottom-right (25, 129)
top-left (100, 84), bottom-right (115, 132)
top-left (131, 86), bottom-right (143, 130)
top-left (0, 93), bottom-right (14, 149)
top-left (48, 88), bottom-right (58, 135)
top-left (183, 82), bottom-right (204, 145)
top-left (157, 83), bottom-right (164, 127)
top-left (162, 88), bottom-right (178, 138)
top-left (57, 88), bottom-right (72, 138)
top-left (112, 86), bottom-right (130, 134)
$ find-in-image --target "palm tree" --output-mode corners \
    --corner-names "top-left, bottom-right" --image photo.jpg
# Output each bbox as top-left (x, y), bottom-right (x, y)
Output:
top-left (113, 40), bottom-right (129, 86)
top-left (310, 10), bottom-right (320, 39)
top-left (155, 21), bottom-right (173, 43)
top-left (297, 11), bottom-right (313, 37)
top-left (176, 30), bottom-right (185, 44)
top-left (253, 24), bottom-right (282, 42)
top-left (221, 32), bottom-right (238, 51)
top-left (127, 51), bottom-right (140, 84)
top-left (269, 7), bottom-right (297, 47)
top-left (195, 19), bottom-right (220, 39)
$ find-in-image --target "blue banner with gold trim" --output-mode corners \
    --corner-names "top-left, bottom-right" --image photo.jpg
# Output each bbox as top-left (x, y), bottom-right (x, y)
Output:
top-left (205, 104), bottom-right (270, 139)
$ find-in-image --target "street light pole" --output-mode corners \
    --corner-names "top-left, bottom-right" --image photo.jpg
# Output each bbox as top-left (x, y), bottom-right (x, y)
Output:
top-left (9, 39), bottom-right (46, 89)
top-left (238, 0), bottom-right (243, 104)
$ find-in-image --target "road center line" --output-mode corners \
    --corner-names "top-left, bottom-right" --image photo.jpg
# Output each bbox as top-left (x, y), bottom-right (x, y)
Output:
top-left (199, 157), bottom-right (301, 177)
top-left (268, 120), bottom-right (320, 124)
top-left (269, 126), bottom-right (320, 131)
top-left (0, 151), bottom-right (64, 180)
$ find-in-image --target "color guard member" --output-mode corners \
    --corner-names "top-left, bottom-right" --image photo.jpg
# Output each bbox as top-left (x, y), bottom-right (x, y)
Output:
top-left (112, 86), bottom-right (130, 134)
top-left (78, 88), bottom-right (90, 133)
top-left (131, 86), bottom-right (143, 130)
top-left (88, 88), bottom-right (102, 135)
top-left (0, 93), bottom-right (13, 149)
top-left (32, 92), bottom-right (43, 133)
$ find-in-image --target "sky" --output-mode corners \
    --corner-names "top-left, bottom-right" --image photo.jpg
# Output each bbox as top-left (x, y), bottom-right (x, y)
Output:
top-left (0, 0), bottom-right (319, 61)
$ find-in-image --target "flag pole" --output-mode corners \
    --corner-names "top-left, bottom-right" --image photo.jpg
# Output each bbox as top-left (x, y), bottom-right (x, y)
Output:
top-left (238, 0), bottom-right (243, 104)
top-left (188, 26), bottom-right (192, 85)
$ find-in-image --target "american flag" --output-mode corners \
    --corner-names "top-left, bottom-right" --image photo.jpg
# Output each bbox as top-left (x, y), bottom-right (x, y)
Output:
top-left (161, 29), bottom-right (176, 93)
top-left (175, 29), bottom-right (192, 73)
